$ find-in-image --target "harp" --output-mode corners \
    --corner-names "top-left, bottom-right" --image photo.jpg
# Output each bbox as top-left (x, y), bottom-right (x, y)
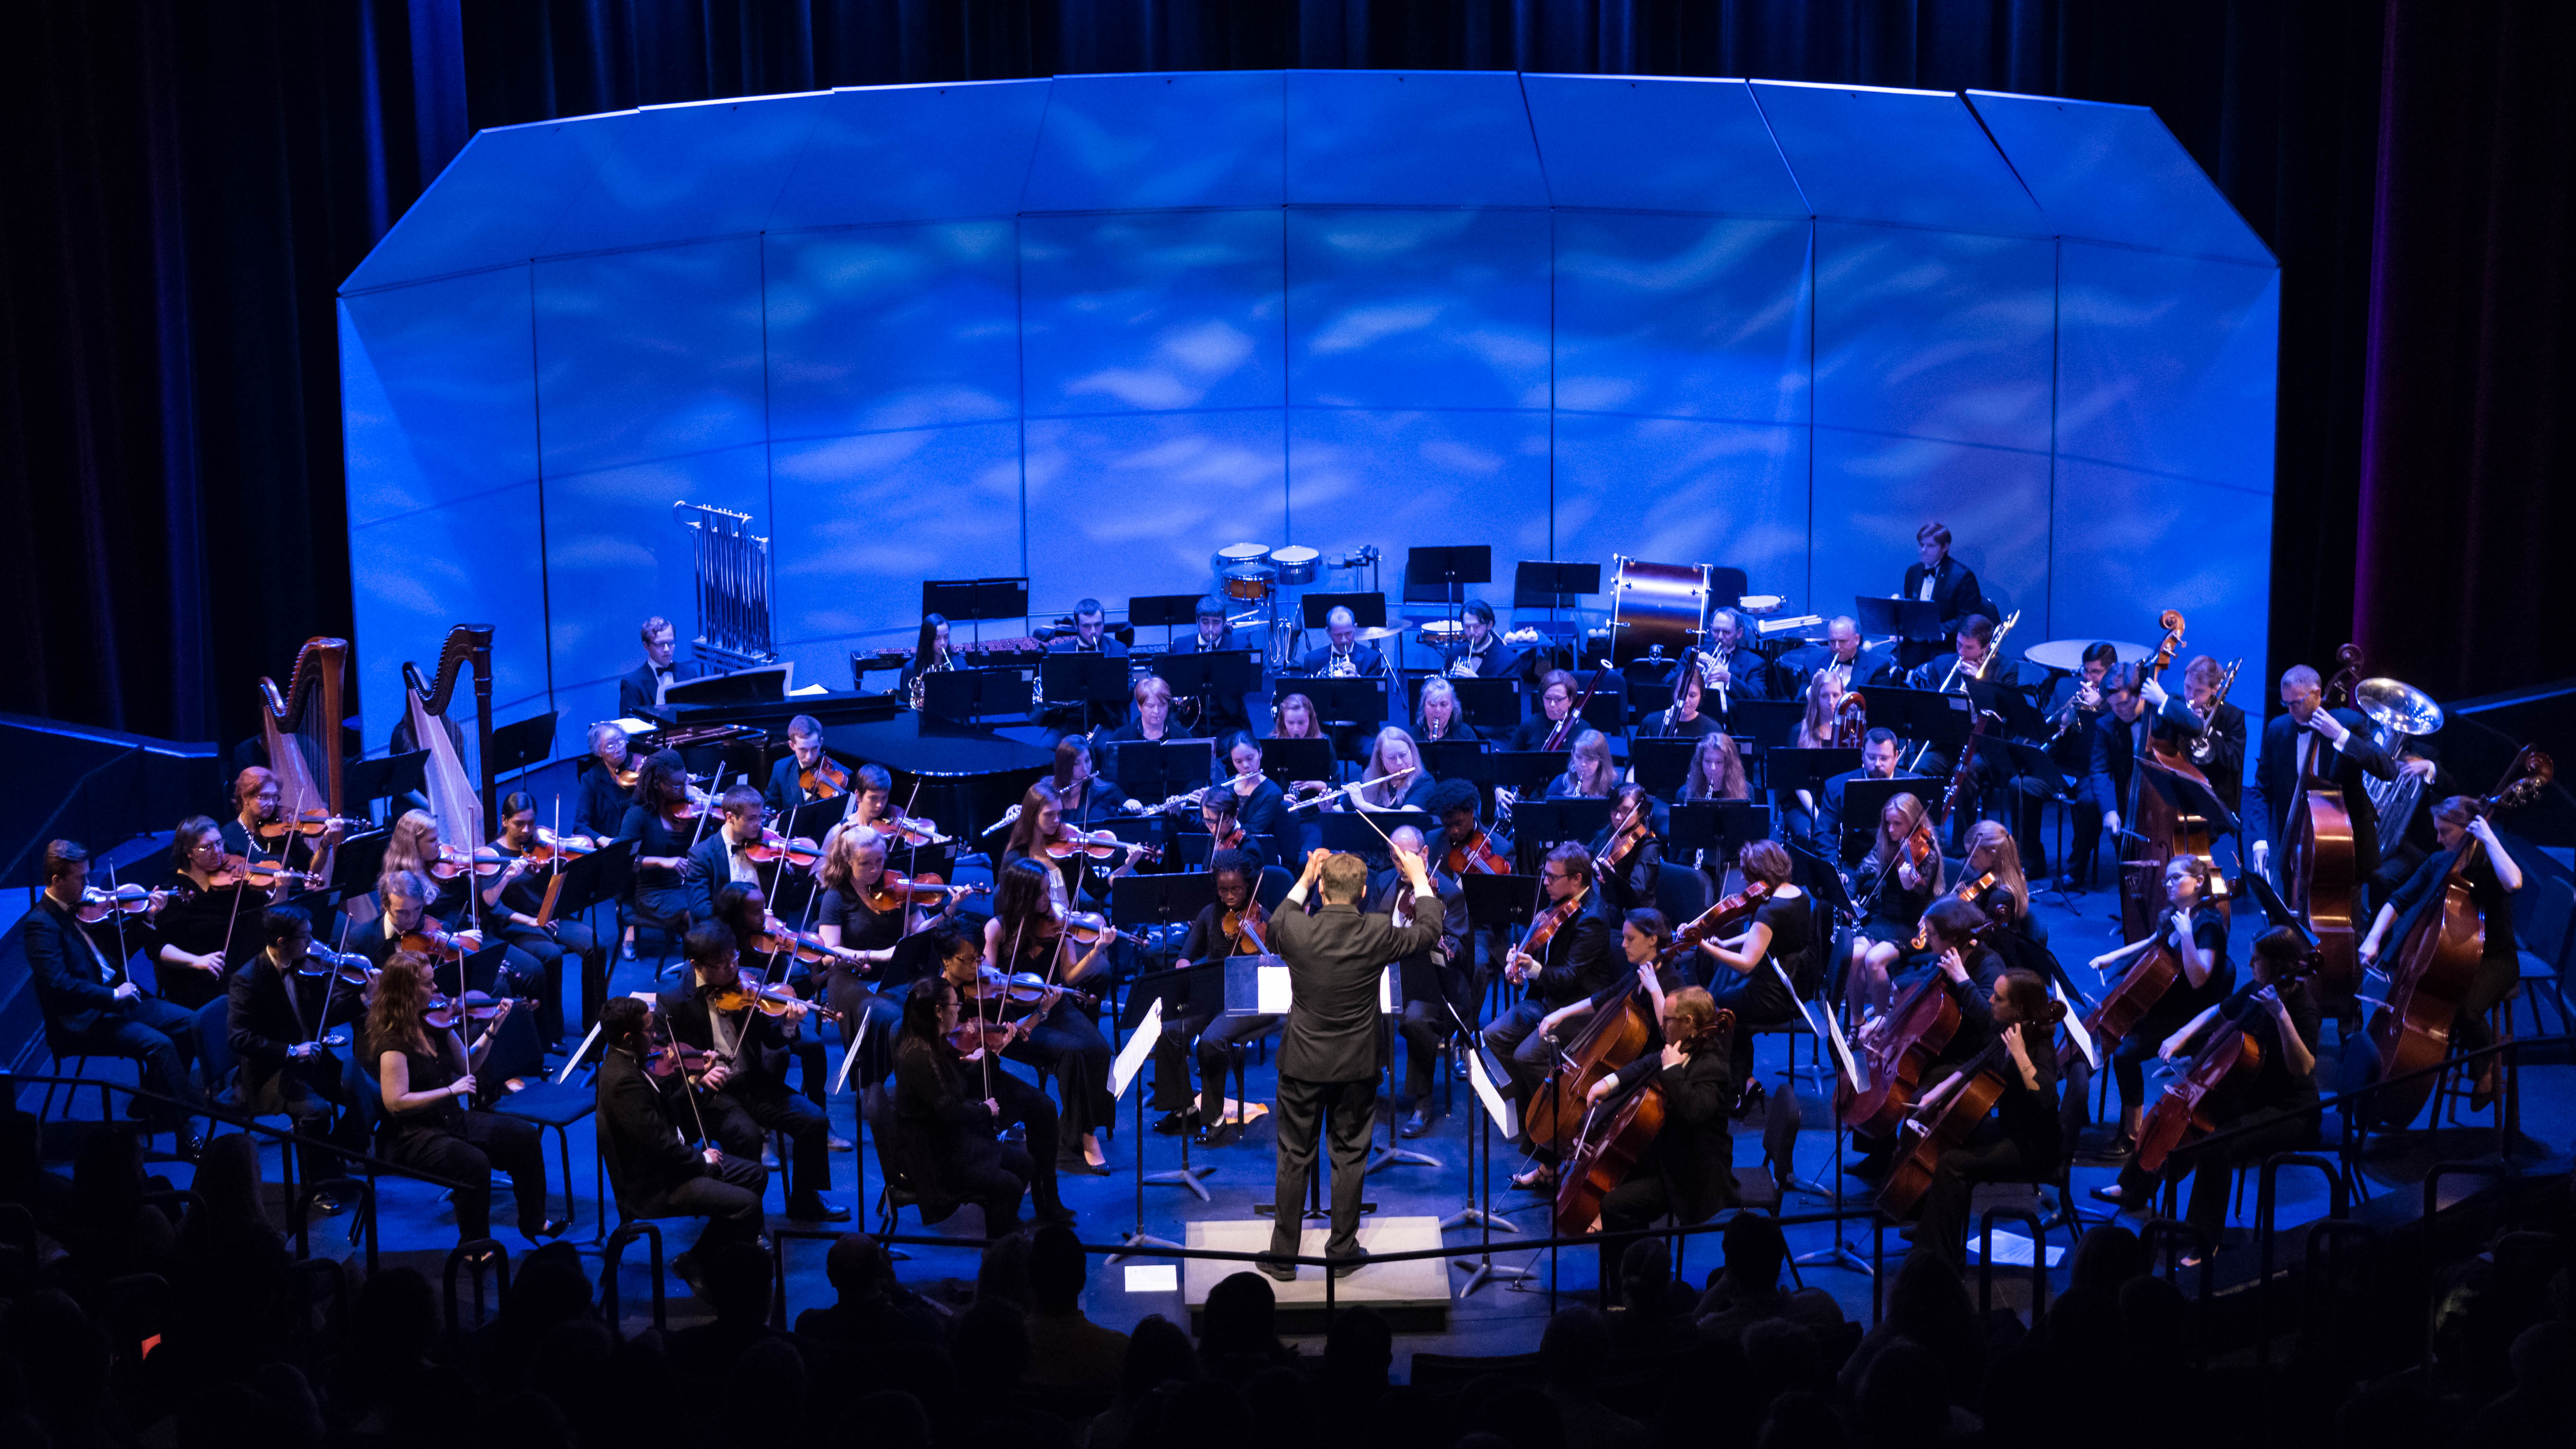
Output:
top-left (259, 637), bottom-right (349, 823)
top-left (401, 625), bottom-right (495, 851)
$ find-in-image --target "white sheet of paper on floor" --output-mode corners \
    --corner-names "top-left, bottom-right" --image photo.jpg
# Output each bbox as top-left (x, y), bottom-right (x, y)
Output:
top-left (1111, 999), bottom-right (1161, 1100)
top-left (1966, 1230), bottom-right (2065, 1269)
top-left (1466, 1046), bottom-right (1519, 1140)
top-left (1257, 963), bottom-right (1292, 1015)
top-left (1124, 1264), bottom-right (1179, 1293)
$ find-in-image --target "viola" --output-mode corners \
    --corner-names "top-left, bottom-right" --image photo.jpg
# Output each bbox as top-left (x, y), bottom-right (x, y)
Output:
top-left (521, 829), bottom-right (598, 865)
top-left (860, 870), bottom-right (988, 915)
top-left (1553, 1015), bottom-right (1735, 1236)
top-left (1220, 901), bottom-right (1270, 955)
top-left (294, 950), bottom-right (375, 986)
top-left (1444, 826), bottom-right (1512, 878)
top-left (1518, 894), bottom-right (1584, 961)
top-left (1837, 972), bottom-right (1965, 1136)
top-left (642, 1035), bottom-right (716, 1080)
top-left (1913, 870), bottom-right (2000, 950)
top-left (800, 756), bottom-right (850, 800)
top-left (425, 845), bottom-right (481, 881)
top-left (960, 964), bottom-right (1099, 1011)
top-left (742, 828), bottom-right (826, 871)
top-left (945, 1017), bottom-right (1016, 1060)
top-left (1657, 881), bottom-right (1772, 974)
top-left (881, 814), bottom-right (953, 850)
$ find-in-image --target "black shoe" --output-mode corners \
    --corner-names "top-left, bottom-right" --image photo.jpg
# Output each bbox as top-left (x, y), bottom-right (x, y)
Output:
top-left (787, 1194), bottom-right (851, 1223)
top-left (1198, 1121), bottom-right (1243, 1150)
top-left (1328, 1246), bottom-right (1371, 1278)
top-left (672, 1252), bottom-right (708, 1297)
top-left (1154, 1108), bottom-right (1197, 1136)
top-left (1036, 1201), bottom-right (1079, 1226)
top-left (1256, 1253), bottom-right (1297, 1282)
top-left (2089, 1183), bottom-right (2129, 1205)
top-left (828, 1133), bottom-right (854, 1152)
top-left (1734, 1081), bottom-right (1768, 1122)
top-left (2098, 1134), bottom-right (2135, 1163)
top-left (1400, 1109), bottom-right (1431, 1139)
top-left (1057, 1151), bottom-right (1111, 1176)
top-left (521, 1217), bottom-right (571, 1245)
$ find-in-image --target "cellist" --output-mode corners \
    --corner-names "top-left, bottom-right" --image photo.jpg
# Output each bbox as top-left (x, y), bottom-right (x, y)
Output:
top-left (1480, 843), bottom-right (1621, 1124)
top-left (2085, 855), bottom-right (2234, 1164)
top-left (2357, 796), bottom-right (2524, 1110)
top-left (1577, 985), bottom-right (1737, 1308)
top-left (1899, 968), bottom-right (2061, 1272)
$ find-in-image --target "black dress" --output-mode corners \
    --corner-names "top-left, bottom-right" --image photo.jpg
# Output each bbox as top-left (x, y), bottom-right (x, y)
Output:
top-left (1705, 893), bottom-right (1810, 1087)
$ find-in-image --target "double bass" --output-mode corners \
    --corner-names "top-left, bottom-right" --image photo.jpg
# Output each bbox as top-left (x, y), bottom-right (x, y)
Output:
top-left (1552, 1007), bottom-right (1735, 1234)
top-left (2281, 643), bottom-right (2366, 1004)
top-left (2115, 612), bottom-right (2191, 943)
top-left (2364, 747), bottom-right (2552, 1128)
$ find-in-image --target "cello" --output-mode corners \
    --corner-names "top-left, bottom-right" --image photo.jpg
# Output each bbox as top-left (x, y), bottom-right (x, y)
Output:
top-left (1552, 1007), bottom-right (1735, 1235)
top-left (2133, 1003), bottom-right (2267, 1175)
top-left (1835, 969), bottom-right (1964, 1137)
top-left (2364, 747), bottom-right (2552, 1128)
top-left (2281, 643), bottom-right (2366, 1005)
top-left (1874, 1036), bottom-right (2013, 1221)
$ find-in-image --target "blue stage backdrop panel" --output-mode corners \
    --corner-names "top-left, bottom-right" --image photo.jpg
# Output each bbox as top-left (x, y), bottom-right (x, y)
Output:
top-left (1551, 212), bottom-right (1811, 425)
top-left (1967, 92), bottom-right (2272, 265)
top-left (343, 116), bottom-right (628, 291)
top-left (1520, 75), bottom-right (1807, 217)
top-left (1749, 81), bottom-right (2044, 236)
top-left (349, 484), bottom-right (552, 751)
top-left (1283, 71), bottom-right (1548, 208)
top-left (1020, 210), bottom-right (1287, 418)
top-left (765, 81), bottom-right (1051, 232)
top-left (1021, 71), bottom-right (1285, 213)
top-left (763, 224), bottom-right (1021, 441)
top-left (532, 239), bottom-right (768, 478)
top-left (2050, 459), bottom-right (2271, 717)
top-left (1286, 208), bottom-right (1552, 412)
top-left (1812, 223), bottom-right (2056, 453)
top-left (1022, 409), bottom-right (1288, 621)
top-left (2056, 243), bottom-right (2281, 494)
top-left (1808, 431), bottom-right (2053, 639)
top-left (1551, 414), bottom-right (1811, 603)
top-left (538, 95), bottom-right (830, 258)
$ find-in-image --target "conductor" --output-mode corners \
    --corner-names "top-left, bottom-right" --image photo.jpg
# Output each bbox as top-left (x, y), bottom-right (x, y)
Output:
top-left (1258, 846), bottom-right (1441, 1282)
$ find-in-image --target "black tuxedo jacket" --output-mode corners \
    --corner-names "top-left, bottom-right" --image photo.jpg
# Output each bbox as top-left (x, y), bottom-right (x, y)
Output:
top-left (1270, 896), bottom-right (1440, 1082)
top-left (21, 896), bottom-right (135, 1037)
top-left (619, 658), bottom-right (707, 718)
top-left (1293, 645), bottom-right (1386, 678)
top-left (1776, 643), bottom-right (1898, 695)
top-left (1899, 558), bottom-right (1986, 635)
top-left (2249, 708), bottom-right (2397, 879)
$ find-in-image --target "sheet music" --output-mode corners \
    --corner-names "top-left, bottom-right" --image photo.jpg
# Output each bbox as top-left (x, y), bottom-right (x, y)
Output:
top-left (2055, 984), bottom-right (2099, 1069)
top-left (833, 1008), bottom-right (872, 1093)
top-left (1466, 1046), bottom-right (1520, 1140)
top-left (1257, 964), bottom-right (1292, 1015)
top-left (1822, 997), bottom-right (1862, 1092)
top-left (1110, 999), bottom-right (1162, 1100)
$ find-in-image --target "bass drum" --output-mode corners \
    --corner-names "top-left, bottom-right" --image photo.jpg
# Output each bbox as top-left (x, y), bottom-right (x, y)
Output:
top-left (1608, 557), bottom-right (1708, 666)
top-left (1270, 545), bottom-right (1321, 586)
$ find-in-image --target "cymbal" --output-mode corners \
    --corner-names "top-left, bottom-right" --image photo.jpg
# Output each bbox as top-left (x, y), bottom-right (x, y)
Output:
top-left (1354, 623), bottom-right (1413, 643)
top-left (2023, 638), bottom-right (2155, 672)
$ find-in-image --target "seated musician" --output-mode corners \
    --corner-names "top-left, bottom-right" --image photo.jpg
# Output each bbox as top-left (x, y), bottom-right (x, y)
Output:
top-left (364, 949), bottom-right (562, 1243)
top-left (1294, 607), bottom-right (1384, 678)
top-left (594, 996), bottom-right (769, 1285)
top-left (23, 840), bottom-right (207, 1156)
top-left (613, 749), bottom-right (713, 937)
top-left (2359, 795), bottom-right (2524, 1109)
top-left (385, 809), bottom-right (550, 1021)
top-left (2149, 655), bottom-right (2251, 820)
top-left (485, 791), bottom-right (606, 1046)
top-left (1547, 729), bottom-right (1620, 800)
top-left (706, 883), bottom-right (841, 1128)
top-left (1676, 731), bottom-right (1750, 806)
top-left (1843, 793), bottom-right (1946, 1017)
top-left (1898, 521), bottom-right (1989, 669)
top-left (2246, 663), bottom-right (2399, 908)
top-left (1897, 967), bottom-right (2063, 1270)
top-left (350, 868), bottom-right (545, 1086)
top-left (684, 786), bottom-right (783, 912)
top-left (1045, 599), bottom-right (1130, 734)
top-left (813, 825), bottom-right (937, 1089)
top-left (901, 612), bottom-right (955, 696)
top-left (1179, 595), bottom-right (1251, 733)
top-left (618, 615), bottom-right (706, 718)
top-left (1049, 736), bottom-right (1117, 829)
top-left (1528, 909), bottom-right (1679, 1066)
top-left (1694, 608), bottom-right (1774, 704)
top-left (1416, 677), bottom-right (1480, 744)
top-left (2085, 855), bottom-right (2234, 1163)
top-left (1481, 843), bottom-right (1621, 1175)
top-left (1957, 820), bottom-right (2048, 972)
top-left (984, 856), bottom-right (1119, 1174)
top-left (1149, 850), bottom-right (1283, 1148)
top-left (1777, 615), bottom-right (1896, 698)
top-left (1588, 783), bottom-right (1664, 916)
top-left (1104, 675), bottom-right (1193, 744)
top-left (220, 765), bottom-right (338, 877)
top-left (895, 971), bottom-right (1047, 1232)
top-left (1373, 827), bottom-right (1472, 1139)
top-left (763, 714), bottom-right (847, 814)
top-left (153, 816), bottom-right (253, 1009)
top-left (2044, 644), bottom-right (2117, 883)
top-left (1507, 670), bottom-right (1580, 752)
top-left (1444, 600), bottom-right (1522, 680)
top-left (1792, 670), bottom-right (1843, 752)
top-left (1691, 841), bottom-right (1811, 1098)
top-left (662, 924), bottom-right (848, 1221)
top-left (1188, 789), bottom-right (1269, 874)
top-left (1639, 661), bottom-right (1724, 740)
top-left (1002, 781), bottom-right (1140, 915)
top-left (1577, 984), bottom-right (1738, 1307)
top-left (1905, 613), bottom-right (2028, 815)
top-left (2091, 927), bottom-right (2317, 1245)
top-left (1815, 730), bottom-right (1917, 865)
top-left (228, 904), bottom-right (364, 1186)
top-left (576, 723), bottom-right (639, 843)
top-left (1214, 732), bottom-right (1291, 844)
top-left (1428, 774), bottom-right (1513, 958)
top-left (923, 927), bottom-right (1077, 1224)
top-left (1347, 726), bottom-right (1434, 812)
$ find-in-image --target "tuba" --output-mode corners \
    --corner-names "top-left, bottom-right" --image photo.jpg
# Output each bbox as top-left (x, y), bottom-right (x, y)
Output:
top-left (2358, 677), bottom-right (2444, 857)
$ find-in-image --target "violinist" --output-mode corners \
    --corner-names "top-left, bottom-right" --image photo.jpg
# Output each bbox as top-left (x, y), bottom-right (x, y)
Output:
top-left (2358, 795), bottom-right (2524, 1109)
top-left (1416, 678), bottom-right (1480, 744)
top-left (984, 857), bottom-right (1118, 1175)
top-left (662, 924), bottom-right (849, 1221)
top-left (594, 997), bottom-right (768, 1282)
top-left (577, 723), bottom-right (639, 842)
top-left (1897, 521), bottom-right (1988, 669)
top-left (925, 927), bottom-right (1078, 1223)
top-left (364, 949), bottom-right (563, 1244)
top-left (385, 810), bottom-right (550, 1019)
top-left (1508, 671), bottom-right (1580, 752)
top-left (1693, 841), bottom-right (1811, 1096)
top-left (1443, 600), bottom-right (1522, 680)
top-left (1589, 783), bottom-right (1664, 916)
top-left (1676, 732), bottom-right (1749, 806)
top-left (1777, 616), bottom-right (1895, 699)
top-left (686, 786), bottom-right (782, 902)
top-left (1547, 729), bottom-right (1620, 801)
top-left (150, 816), bottom-right (255, 1009)
top-left (708, 883), bottom-right (841, 1125)
top-left (1293, 606), bottom-right (1385, 679)
top-left (2092, 927), bottom-right (2318, 1241)
top-left (614, 748), bottom-right (716, 936)
top-left (1348, 726), bottom-right (1434, 812)
top-left (2247, 663), bottom-right (2399, 895)
top-left (1104, 675), bottom-right (1194, 744)
top-left (1052, 735), bottom-right (1113, 829)
top-left (1215, 733), bottom-right (1291, 846)
top-left (1482, 844), bottom-right (1621, 1113)
top-left (221, 765), bottom-right (341, 878)
top-left (763, 714), bottom-right (847, 813)
top-left (815, 825), bottom-right (943, 1088)
top-left (1192, 790), bottom-right (1268, 874)
top-left (2087, 855), bottom-right (2234, 1160)
top-left (1958, 821), bottom-right (2043, 954)
top-left (1817, 729), bottom-right (1917, 866)
top-left (618, 614), bottom-right (706, 717)
top-left (1373, 826), bottom-right (1471, 1139)
top-left (1640, 664), bottom-right (1723, 740)
top-left (1579, 986), bottom-right (1738, 1306)
top-left (21, 840), bottom-right (206, 1157)
top-left (486, 792), bottom-right (603, 1047)
top-left (1431, 778), bottom-right (1512, 877)
top-left (1002, 781), bottom-right (1140, 914)
top-left (1899, 967), bottom-right (2062, 1272)
top-left (894, 972), bottom-right (1043, 1232)
top-left (1842, 793), bottom-right (1946, 1017)
top-left (227, 904), bottom-right (364, 1186)
top-left (1150, 851), bottom-right (1282, 1146)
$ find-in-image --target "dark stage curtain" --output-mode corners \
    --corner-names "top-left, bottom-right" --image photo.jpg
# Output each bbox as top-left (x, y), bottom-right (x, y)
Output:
top-left (4, 0), bottom-right (2568, 750)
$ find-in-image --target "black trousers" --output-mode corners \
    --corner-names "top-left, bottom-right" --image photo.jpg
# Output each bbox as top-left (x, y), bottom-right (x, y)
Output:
top-left (1707, 968), bottom-right (1799, 1095)
top-left (1482, 997), bottom-right (1560, 1099)
top-left (499, 920), bottom-right (601, 1044)
top-left (2111, 1000), bottom-right (2202, 1116)
top-left (380, 1111), bottom-right (548, 1242)
top-left (1269, 1073), bottom-right (1377, 1258)
top-left (240, 1054), bottom-right (361, 1182)
top-left (1151, 1010), bottom-right (1284, 1123)
top-left (1914, 1126), bottom-right (2047, 1273)
top-left (700, 1077), bottom-right (831, 1199)
top-left (627, 1152), bottom-right (768, 1258)
top-left (988, 1069), bottom-right (1064, 1213)
top-left (2115, 1106), bottom-right (2315, 1238)
top-left (2452, 951), bottom-right (2519, 1058)
top-left (58, 998), bottom-right (205, 1125)
top-left (1398, 999), bottom-right (1454, 1103)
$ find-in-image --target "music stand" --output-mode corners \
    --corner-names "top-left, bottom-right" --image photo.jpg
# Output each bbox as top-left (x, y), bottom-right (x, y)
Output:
top-left (1460, 873), bottom-right (1542, 936)
top-left (1854, 596), bottom-right (1944, 644)
top-left (1316, 811), bottom-right (1436, 857)
top-left (1301, 592), bottom-right (1387, 630)
top-left (1513, 561), bottom-right (1600, 612)
top-left (1964, 678), bottom-right (2049, 740)
top-left (1166, 832), bottom-right (1281, 873)
top-left (344, 752), bottom-right (429, 814)
top-left (1404, 545), bottom-right (1493, 613)
top-left (1129, 593), bottom-right (1201, 628)
top-left (487, 712), bottom-right (558, 787)
top-left (1864, 686), bottom-right (1976, 752)
top-left (2138, 757), bottom-right (2241, 839)
top-left (922, 577), bottom-right (1030, 643)
top-left (328, 830), bottom-right (392, 899)
top-left (1277, 679), bottom-right (1387, 736)
top-left (663, 664), bottom-right (792, 710)
top-left (1766, 749), bottom-right (1863, 800)
top-left (1158, 650), bottom-right (1258, 725)
top-left (1667, 801), bottom-right (1769, 865)
top-left (1629, 739), bottom-right (1698, 797)
top-left (1043, 653), bottom-right (1129, 711)
top-left (922, 668), bottom-right (1027, 725)
top-left (545, 838), bottom-right (636, 922)
top-left (1108, 740), bottom-right (1216, 806)
top-left (1453, 678), bottom-right (1522, 731)
top-left (1838, 778), bottom-right (1933, 862)
top-left (1490, 751), bottom-right (1570, 797)
top-left (1729, 699), bottom-right (1804, 751)
top-left (1509, 799), bottom-right (1611, 847)
top-left (1421, 740), bottom-right (1495, 788)
top-left (1257, 738), bottom-right (1337, 789)
top-left (779, 798), bottom-right (849, 845)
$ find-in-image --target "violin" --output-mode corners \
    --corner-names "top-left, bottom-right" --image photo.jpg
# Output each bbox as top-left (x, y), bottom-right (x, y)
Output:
top-left (1058, 910), bottom-right (1144, 949)
top-left (207, 855), bottom-right (321, 892)
top-left (1913, 871), bottom-right (2000, 949)
top-left (255, 808), bottom-right (363, 840)
top-left (742, 828), bottom-right (826, 871)
top-left (425, 845), bottom-right (481, 881)
top-left (1444, 826), bottom-right (1512, 878)
top-left (748, 925), bottom-right (835, 966)
top-left (859, 870), bottom-right (989, 915)
top-left (642, 1035), bottom-right (717, 1081)
top-left (705, 969), bottom-right (838, 1020)
top-left (293, 949), bottom-right (376, 986)
top-left (1595, 802), bottom-right (1653, 879)
top-left (1657, 881), bottom-right (1773, 973)
top-left (960, 964), bottom-right (1099, 1011)
top-left (397, 921), bottom-right (484, 962)
top-left (1518, 895), bottom-right (1584, 960)
top-left (75, 883), bottom-right (176, 923)
top-left (421, 990), bottom-right (513, 1031)
top-left (945, 1017), bottom-right (1017, 1060)
top-left (881, 814), bottom-right (953, 850)
top-left (1220, 901), bottom-right (1270, 955)
top-left (800, 756), bottom-right (850, 800)
top-left (1045, 829), bottom-right (1158, 864)
top-left (521, 829), bottom-right (597, 865)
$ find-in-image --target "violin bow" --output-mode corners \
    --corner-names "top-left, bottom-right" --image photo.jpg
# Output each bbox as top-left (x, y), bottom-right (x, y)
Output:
top-left (99, 857), bottom-right (148, 1001)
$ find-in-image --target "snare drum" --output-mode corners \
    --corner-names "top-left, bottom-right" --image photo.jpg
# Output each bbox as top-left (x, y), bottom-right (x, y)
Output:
top-left (1270, 545), bottom-right (1321, 586)
top-left (1214, 542), bottom-right (1272, 573)
top-left (1223, 565), bottom-right (1276, 602)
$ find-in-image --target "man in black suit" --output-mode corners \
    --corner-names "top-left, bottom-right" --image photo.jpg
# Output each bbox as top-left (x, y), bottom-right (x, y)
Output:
top-left (1294, 606), bottom-right (1386, 679)
top-left (228, 904), bottom-right (364, 1182)
top-left (661, 924), bottom-right (848, 1222)
top-left (1691, 607), bottom-right (1774, 705)
top-left (2081, 666), bottom-right (2218, 882)
top-left (2247, 663), bottom-right (2399, 898)
top-left (1259, 844), bottom-right (1441, 1280)
top-left (1480, 843), bottom-right (1621, 1107)
top-left (1442, 600), bottom-right (1523, 681)
top-left (1045, 598), bottom-right (1130, 732)
top-left (618, 616), bottom-right (706, 718)
top-left (762, 715), bottom-right (842, 815)
top-left (1177, 595), bottom-right (1252, 735)
top-left (687, 786), bottom-right (780, 915)
top-left (1896, 521), bottom-right (1988, 668)
top-left (2151, 656), bottom-right (2251, 821)
top-left (1775, 615), bottom-right (1898, 698)
top-left (593, 996), bottom-right (769, 1287)
top-left (1816, 730), bottom-right (1915, 864)
top-left (21, 841), bottom-right (204, 1154)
